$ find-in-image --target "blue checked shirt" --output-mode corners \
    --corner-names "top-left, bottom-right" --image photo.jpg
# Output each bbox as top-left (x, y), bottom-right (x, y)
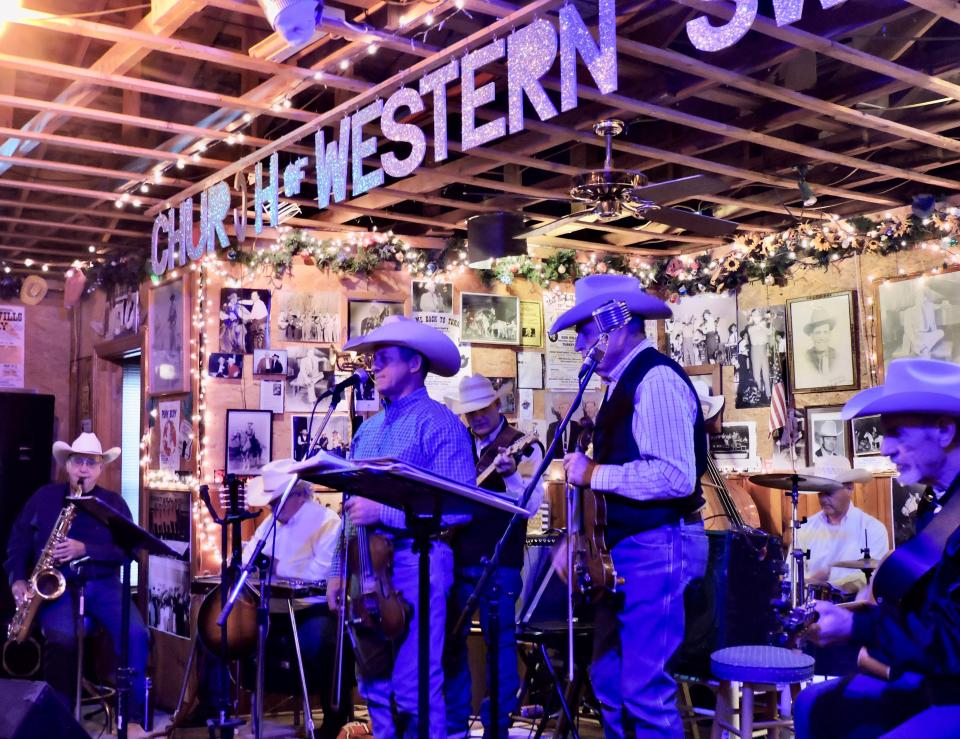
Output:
top-left (331, 386), bottom-right (476, 572)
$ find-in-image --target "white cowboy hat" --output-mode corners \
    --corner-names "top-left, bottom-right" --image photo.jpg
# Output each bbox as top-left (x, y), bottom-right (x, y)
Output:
top-left (52, 433), bottom-right (121, 467)
top-left (803, 307), bottom-right (836, 335)
top-left (816, 420), bottom-right (843, 438)
top-left (799, 455), bottom-right (872, 487)
top-left (548, 275), bottom-right (672, 334)
top-left (691, 379), bottom-right (725, 421)
top-left (842, 358), bottom-right (960, 420)
top-left (343, 315), bottom-right (461, 377)
top-left (245, 460), bottom-right (298, 507)
top-left (444, 374), bottom-right (508, 415)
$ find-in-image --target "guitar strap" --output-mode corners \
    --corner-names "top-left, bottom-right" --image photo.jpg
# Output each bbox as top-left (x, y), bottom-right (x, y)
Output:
top-left (873, 471), bottom-right (960, 604)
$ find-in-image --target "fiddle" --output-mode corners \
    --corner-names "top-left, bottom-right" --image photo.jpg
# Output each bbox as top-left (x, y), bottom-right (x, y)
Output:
top-left (345, 524), bottom-right (411, 640)
top-left (559, 428), bottom-right (620, 603)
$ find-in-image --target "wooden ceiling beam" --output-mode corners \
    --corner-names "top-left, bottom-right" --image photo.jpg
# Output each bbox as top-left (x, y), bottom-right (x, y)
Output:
top-left (0, 176), bottom-right (160, 204)
top-left (903, 0), bottom-right (960, 24)
top-left (0, 197), bottom-right (154, 223)
top-left (0, 242), bottom-right (98, 258)
top-left (0, 231), bottom-right (138, 250)
top-left (0, 215), bottom-right (145, 238)
top-left (0, 154), bottom-right (190, 188)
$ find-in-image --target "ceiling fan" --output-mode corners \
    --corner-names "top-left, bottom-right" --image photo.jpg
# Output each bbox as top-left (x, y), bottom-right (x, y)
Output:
top-left (517, 119), bottom-right (739, 240)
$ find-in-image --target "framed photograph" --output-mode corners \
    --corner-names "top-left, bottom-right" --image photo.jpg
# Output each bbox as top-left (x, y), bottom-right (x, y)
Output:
top-left (461, 292), bottom-right (520, 345)
top-left (253, 348), bottom-right (287, 376)
top-left (709, 421), bottom-right (757, 461)
top-left (489, 376), bottom-right (517, 415)
top-left (520, 300), bottom-right (544, 348)
top-left (291, 414), bottom-right (351, 462)
top-left (851, 414), bottom-right (883, 459)
top-left (664, 292), bottom-right (738, 367)
top-left (218, 288), bottom-right (271, 355)
top-left (892, 478), bottom-right (925, 547)
top-left (805, 404), bottom-right (849, 464)
top-left (285, 346), bottom-right (336, 413)
top-left (107, 287), bottom-right (140, 339)
top-left (348, 299), bottom-right (404, 339)
top-left (685, 364), bottom-right (723, 434)
top-left (876, 269), bottom-right (960, 375)
top-left (735, 305), bottom-right (787, 409)
top-left (148, 490), bottom-right (190, 558)
top-left (148, 277), bottom-right (190, 395)
top-left (147, 555), bottom-right (190, 638)
top-left (411, 280), bottom-right (453, 314)
top-left (208, 352), bottom-right (242, 379)
top-left (277, 291), bottom-right (340, 343)
top-left (225, 409), bottom-right (272, 475)
top-left (259, 380), bottom-right (284, 413)
top-left (787, 291), bottom-right (859, 393)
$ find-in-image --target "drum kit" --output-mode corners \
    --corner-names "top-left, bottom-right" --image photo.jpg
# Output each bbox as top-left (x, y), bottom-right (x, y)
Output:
top-left (748, 472), bottom-right (881, 609)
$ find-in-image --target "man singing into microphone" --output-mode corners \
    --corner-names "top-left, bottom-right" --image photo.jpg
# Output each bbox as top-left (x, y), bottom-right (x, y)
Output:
top-left (554, 275), bottom-right (709, 738)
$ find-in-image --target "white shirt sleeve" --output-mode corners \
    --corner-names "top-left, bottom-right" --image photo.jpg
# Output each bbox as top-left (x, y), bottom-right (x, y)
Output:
top-left (503, 442), bottom-right (545, 515)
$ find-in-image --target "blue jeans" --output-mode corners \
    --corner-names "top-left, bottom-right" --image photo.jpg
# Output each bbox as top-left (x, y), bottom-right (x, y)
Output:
top-left (589, 520), bottom-right (708, 738)
top-left (444, 565), bottom-right (523, 738)
top-left (794, 672), bottom-right (931, 739)
top-left (38, 578), bottom-right (148, 722)
top-left (356, 540), bottom-right (453, 739)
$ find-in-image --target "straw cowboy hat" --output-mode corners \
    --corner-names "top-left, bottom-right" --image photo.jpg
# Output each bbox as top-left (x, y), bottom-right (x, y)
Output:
top-left (245, 461), bottom-right (298, 508)
top-left (691, 379), bottom-right (725, 421)
top-left (52, 432), bottom-right (121, 467)
top-left (444, 375), bottom-right (509, 415)
top-left (20, 275), bottom-right (48, 306)
top-left (815, 420), bottom-right (843, 438)
top-left (799, 456), bottom-right (872, 488)
top-left (842, 357), bottom-right (960, 420)
top-left (803, 307), bottom-right (836, 335)
top-left (343, 315), bottom-right (461, 376)
top-left (548, 274), bottom-right (672, 334)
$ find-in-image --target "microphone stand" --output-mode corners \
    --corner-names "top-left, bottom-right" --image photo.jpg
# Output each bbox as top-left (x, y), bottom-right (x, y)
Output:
top-left (453, 335), bottom-right (608, 738)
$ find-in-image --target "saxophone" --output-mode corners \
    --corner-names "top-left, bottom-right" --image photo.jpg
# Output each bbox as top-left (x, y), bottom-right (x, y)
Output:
top-left (5, 484), bottom-right (81, 645)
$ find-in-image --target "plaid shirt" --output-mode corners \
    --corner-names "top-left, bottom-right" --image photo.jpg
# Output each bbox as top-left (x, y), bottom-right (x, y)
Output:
top-left (331, 386), bottom-right (475, 572)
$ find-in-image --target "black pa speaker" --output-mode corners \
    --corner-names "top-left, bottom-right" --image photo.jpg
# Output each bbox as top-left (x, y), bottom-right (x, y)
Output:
top-left (0, 679), bottom-right (88, 738)
top-left (674, 529), bottom-right (785, 677)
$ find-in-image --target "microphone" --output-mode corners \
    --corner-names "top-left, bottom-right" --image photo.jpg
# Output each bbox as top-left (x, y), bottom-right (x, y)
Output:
top-left (579, 301), bottom-right (632, 378)
top-left (319, 369), bottom-right (370, 401)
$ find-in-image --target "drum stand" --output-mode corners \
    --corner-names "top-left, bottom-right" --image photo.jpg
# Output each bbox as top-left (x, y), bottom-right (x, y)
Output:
top-left (785, 475), bottom-right (808, 608)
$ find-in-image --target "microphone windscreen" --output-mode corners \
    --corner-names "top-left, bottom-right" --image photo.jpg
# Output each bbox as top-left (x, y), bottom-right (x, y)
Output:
top-left (592, 300), bottom-right (631, 334)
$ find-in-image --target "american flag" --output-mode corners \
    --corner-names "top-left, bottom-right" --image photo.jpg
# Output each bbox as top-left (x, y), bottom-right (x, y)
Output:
top-left (769, 380), bottom-right (787, 436)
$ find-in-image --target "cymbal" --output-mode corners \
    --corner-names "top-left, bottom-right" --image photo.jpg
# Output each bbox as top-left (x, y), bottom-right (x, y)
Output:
top-left (748, 473), bottom-right (840, 493)
top-left (832, 558), bottom-right (883, 571)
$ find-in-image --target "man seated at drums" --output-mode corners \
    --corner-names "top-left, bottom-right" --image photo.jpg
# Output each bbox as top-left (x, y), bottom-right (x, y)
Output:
top-left (795, 457), bottom-right (889, 595)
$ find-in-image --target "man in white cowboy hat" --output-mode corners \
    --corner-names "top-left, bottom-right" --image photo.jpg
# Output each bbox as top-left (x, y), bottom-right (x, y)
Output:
top-left (795, 456), bottom-right (889, 594)
top-left (325, 315), bottom-right (475, 739)
top-left (5, 432), bottom-right (151, 730)
top-left (795, 358), bottom-right (960, 738)
top-left (813, 419), bottom-right (843, 458)
top-left (442, 374), bottom-right (545, 738)
top-left (553, 274), bottom-right (709, 738)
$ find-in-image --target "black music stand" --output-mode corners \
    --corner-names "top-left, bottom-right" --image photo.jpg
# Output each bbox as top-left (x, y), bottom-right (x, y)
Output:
top-left (294, 455), bottom-right (526, 739)
top-left (68, 496), bottom-right (176, 739)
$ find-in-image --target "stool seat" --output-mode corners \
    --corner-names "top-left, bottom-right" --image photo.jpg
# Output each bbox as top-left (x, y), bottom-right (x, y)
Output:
top-left (711, 645), bottom-right (815, 684)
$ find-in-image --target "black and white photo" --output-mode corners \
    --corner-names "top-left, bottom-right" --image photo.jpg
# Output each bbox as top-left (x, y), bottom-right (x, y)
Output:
top-left (218, 288), bottom-right (271, 354)
top-left (108, 287), bottom-right (140, 339)
top-left (277, 291), bottom-right (341, 342)
top-left (489, 376), bottom-right (517, 415)
top-left (147, 555), bottom-right (190, 638)
top-left (348, 299), bottom-right (404, 339)
top-left (225, 409), bottom-right (272, 475)
top-left (852, 414), bottom-right (883, 458)
top-left (207, 352), bottom-right (242, 379)
top-left (664, 292), bottom-right (738, 367)
top-left (260, 380), bottom-right (284, 413)
top-left (148, 490), bottom-right (190, 558)
top-left (892, 478), bottom-right (925, 547)
top-left (412, 280), bottom-right (453, 314)
top-left (285, 346), bottom-right (336, 412)
top-left (149, 278), bottom-right (189, 394)
top-left (709, 421), bottom-right (756, 461)
top-left (787, 291), bottom-right (858, 393)
top-left (877, 269), bottom-right (960, 372)
top-left (253, 348), bottom-right (287, 376)
top-left (734, 305), bottom-right (787, 408)
top-left (460, 292), bottom-right (520, 345)
top-left (805, 405), bottom-right (849, 464)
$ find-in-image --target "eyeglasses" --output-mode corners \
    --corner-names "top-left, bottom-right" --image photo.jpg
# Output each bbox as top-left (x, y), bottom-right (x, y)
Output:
top-left (69, 456), bottom-right (102, 468)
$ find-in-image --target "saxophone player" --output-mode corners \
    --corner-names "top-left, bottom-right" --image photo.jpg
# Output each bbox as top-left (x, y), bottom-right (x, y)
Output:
top-left (4, 433), bottom-right (150, 731)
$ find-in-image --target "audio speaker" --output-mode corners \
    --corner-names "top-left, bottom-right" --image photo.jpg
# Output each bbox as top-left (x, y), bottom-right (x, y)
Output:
top-left (674, 529), bottom-right (785, 677)
top-left (0, 679), bottom-right (88, 738)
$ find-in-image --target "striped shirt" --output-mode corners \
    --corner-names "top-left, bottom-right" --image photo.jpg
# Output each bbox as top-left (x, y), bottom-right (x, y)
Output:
top-left (589, 339), bottom-right (699, 502)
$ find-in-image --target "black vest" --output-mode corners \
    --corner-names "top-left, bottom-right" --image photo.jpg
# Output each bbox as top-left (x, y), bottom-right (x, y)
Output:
top-left (455, 422), bottom-right (539, 569)
top-left (593, 348), bottom-right (707, 547)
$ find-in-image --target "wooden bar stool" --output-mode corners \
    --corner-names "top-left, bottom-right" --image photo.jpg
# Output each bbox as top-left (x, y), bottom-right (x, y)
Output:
top-left (709, 645), bottom-right (814, 738)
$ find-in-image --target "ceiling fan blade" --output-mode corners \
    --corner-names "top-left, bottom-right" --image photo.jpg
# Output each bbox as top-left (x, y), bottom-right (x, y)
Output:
top-left (629, 174), bottom-right (728, 203)
top-left (518, 211), bottom-right (592, 239)
top-left (644, 206), bottom-right (739, 236)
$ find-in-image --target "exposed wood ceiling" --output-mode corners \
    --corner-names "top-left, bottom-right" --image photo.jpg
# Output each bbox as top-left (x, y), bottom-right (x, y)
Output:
top-left (1, 0), bottom-right (959, 275)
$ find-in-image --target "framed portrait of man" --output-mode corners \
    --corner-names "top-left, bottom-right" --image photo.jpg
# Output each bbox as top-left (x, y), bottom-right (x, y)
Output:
top-left (786, 291), bottom-right (859, 394)
top-left (805, 404), bottom-right (850, 465)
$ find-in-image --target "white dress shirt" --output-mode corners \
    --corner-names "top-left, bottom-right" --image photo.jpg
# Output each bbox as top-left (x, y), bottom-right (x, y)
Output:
top-left (589, 339), bottom-right (700, 502)
top-left (475, 417), bottom-right (545, 515)
top-left (796, 504), bottom-right (890, 591)
top-left (242, 498), bottom-right (341, 605)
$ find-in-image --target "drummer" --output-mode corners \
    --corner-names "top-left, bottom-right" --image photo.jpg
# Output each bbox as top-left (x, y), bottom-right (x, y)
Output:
top-left (795, 457), bottom-right (889, 594)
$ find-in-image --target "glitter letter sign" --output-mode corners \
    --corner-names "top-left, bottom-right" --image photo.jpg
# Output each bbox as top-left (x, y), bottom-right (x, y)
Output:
top-left (687, 0), bottom-right (848, 52)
